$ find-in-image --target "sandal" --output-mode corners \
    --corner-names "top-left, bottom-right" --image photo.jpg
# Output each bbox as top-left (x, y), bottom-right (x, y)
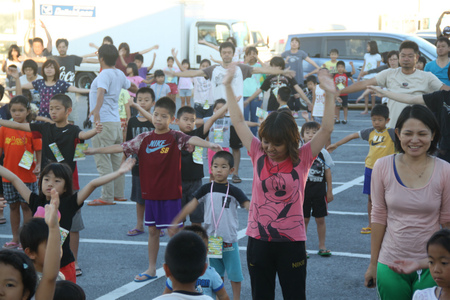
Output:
top-left (232, 175), bottom-right (242, 183)
top-left (127, 228), bottom-right (145, 236)
top-left (0, 217), bottom-right (6, 224)
top-left (3, 241), bottom-right (20, 249)
top-left (76, 268), bottom-right (83, 277)
top-left (361, 227), bottom-right (371, 234)
top-left (318, 249), bottom-right (332, 256)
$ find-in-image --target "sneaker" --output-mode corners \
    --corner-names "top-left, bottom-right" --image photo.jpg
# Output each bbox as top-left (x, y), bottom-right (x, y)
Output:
top-left (342, 120), bottom-right (347, 124)
top-left (335, 119), bottom-right (340, 124)
top-left (232, 175), bottom-right (242, 183)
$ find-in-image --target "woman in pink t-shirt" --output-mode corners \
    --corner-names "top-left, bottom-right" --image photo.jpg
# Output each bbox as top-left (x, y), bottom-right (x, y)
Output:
top-left (365, 105), bottom-right (450, 300)
top-left (226, 67), bottom-right (336, 300)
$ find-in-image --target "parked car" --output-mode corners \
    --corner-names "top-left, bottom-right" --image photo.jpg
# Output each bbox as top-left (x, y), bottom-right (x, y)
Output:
top-left (284, 31), bottom-right (437, 102)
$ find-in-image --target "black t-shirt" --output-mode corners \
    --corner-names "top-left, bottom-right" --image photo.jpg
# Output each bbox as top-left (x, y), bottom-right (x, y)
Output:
top-left (305, 151), bottom-right (327, 198)
top-left (28, 192), bottom-right (83, 267)
top-left (30, 123), bottom-right (82, 172)
top-left (260, 75), bottom-right (299, 111)
top-left (51, 55), bottom-right (83, 86)
top-left (126, 116), bottom-right (155, 176)
top-left (423, 90), bottom-right (450, 151)
top-left (181, 125), bottom-right (208, 181)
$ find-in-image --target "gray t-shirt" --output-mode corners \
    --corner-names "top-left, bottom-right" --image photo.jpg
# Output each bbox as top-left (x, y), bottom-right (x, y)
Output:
top-left (281, 49), bottom-right (308, 85)
top-left (194, 182), bottom-right (249, 243)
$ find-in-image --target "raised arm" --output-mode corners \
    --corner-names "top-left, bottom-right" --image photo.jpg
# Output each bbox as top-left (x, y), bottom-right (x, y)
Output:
top-left (40, 20), bottom-right (52, 53)
top-left (89, 42), bottom-right (100, 50)
top-left (340, 77), bottom-right (377, 95)
top-left (171, 49), bottom-right (185, 71)
top-left (138, 45), bottom-right (159, 55)
top-left (367, 86), bottom-right (424, 105)
top-left (436, 11), bottom-right (450, 37)
top-left (79, 121), bottom-right (102, 140)
top-left (327, 132), bottom-right (360, 153)
top-left (67, 86), bottom-right (90, 94)
top-left (0, 119), bottom-right (31, 132)
top-left (77, 158), bottom-right (135, 205)
top-left (199, 39), bottom-right (219, 51)
top-left (81, 57), bottom-right (99, 64)
top-left (349, 61), bottom-right (356, 75)
top-left (309, 70), bottom-right (335, 157)
top-left (0, 165), bottom-right (32, 202)
top-left (34, 190), bottom-right (60, 300)
top-left (128, 97), bottom-right (152, 122)
top-left (225, 64), bottom-right (253, 151)
top-left (147, 53), bottom-right (156, 71)
top-left (24, 21), bottom-right (33, 55)
top-left (203, 103), bottom-right (228, 134)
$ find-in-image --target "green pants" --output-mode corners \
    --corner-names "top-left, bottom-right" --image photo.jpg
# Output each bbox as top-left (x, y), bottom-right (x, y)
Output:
top-left (376, 262), bottom-right (436, 300)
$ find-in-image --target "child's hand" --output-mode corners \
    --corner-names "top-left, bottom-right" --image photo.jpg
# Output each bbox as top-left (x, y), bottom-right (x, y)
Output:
top-left (119, 48), bottom-right (126, 57)
top-left (209, 143), bottom-right (223, 152)
top-left (318, 70), bottom-right (337, 96)
top-left (83, 148), bottom-right (97, 155)
top-left (154, 45), bottom-right (159, 50)
top-left (326, 144), bottom-right (337, 153)
top-left (7, 67), bottom-right (19, 79)
top-left (171, 48), bottom-right (178, 57)
top-left (89, 42), bottom-right (96, 48)
top-left (235, 96), bottom-right (242, 102)
top-left (326, 190), bottom-right (334, 203)
top-left (222, 63), bottom-right (237, 86)
top-left (349, 61), bottom-right (354, 66)
top-left (39, 20), bottom-right (46, 28)
top-left (95, 121), bottom-right (103, 133)
top-left (45, 189), bottom-right (60, 229)
top-left (336, 97), bottom-right (343, 103)
top-left (127, 97), bottom-right (136, 108)
top-left (33, 164), bottom-right (41, 176)
top-left (118, 157), bottom-right (136, 174)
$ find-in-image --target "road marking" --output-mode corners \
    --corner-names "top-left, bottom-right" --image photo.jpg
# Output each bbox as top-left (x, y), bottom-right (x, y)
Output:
top-left (332, 175), bottom-right (364, 195)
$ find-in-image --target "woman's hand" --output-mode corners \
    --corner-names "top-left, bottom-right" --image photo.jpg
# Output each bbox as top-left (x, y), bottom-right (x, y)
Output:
top-left (364, 263), bottom-right (377, 288)
top-left (388, 260), bottom-right (421, 274)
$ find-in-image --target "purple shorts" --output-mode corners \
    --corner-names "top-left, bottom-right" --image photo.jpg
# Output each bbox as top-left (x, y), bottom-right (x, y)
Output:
top-left (144, 199), bottom-right (182, 228)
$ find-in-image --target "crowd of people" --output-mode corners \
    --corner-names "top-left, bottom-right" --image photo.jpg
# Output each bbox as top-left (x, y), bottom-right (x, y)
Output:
top-left (0, 14), bottom-right (450, 299)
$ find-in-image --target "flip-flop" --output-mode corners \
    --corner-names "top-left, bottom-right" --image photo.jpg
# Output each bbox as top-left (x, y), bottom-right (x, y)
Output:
top-left (306, 251), bottom-right (310, 259)
top-left (361, 227), bottom-right (372, 234)
top-left (318, 249), bottom-right (332, 257)
top-left (76, 268), bottom-right (83, 277)
top-left (127, 228), bottom-right (145, 236)
top-left (0, 217), bottom-right (6, 224)
top-left (87, 199), bottom-right (116, 206)
top-left (134, 273), bottom-right (157, 282)
top-left (3, 241), bottom-right (19, 249)
top-left (160, 230), bottom-right (165, 237)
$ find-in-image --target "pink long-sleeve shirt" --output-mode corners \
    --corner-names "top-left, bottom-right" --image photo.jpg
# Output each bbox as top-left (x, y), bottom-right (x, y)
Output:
top-left (371, 155), bottom-right (450, 265)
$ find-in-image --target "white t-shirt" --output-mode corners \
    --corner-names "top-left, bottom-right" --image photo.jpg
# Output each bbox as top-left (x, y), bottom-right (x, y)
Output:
top-left (363, 53), bottom-right (382, 79)
top-left (193, 77), bottom-right (212, 105)
top-left (153, 291), bottom-right (213, 300)
top-left (412, 287), bottom-right (438, 300)
top-left (89, 68), bottom-right (131, 122)
top-left (312, 85), bottom-right (325, 117)
top-left (376, 68), bottom-right (443, 127)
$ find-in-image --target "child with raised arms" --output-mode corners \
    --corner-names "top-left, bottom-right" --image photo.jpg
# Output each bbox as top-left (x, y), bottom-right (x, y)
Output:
top-left (172, 151), bottom-right (250, 300)
top-left (84, 97), bottom-right (222, 283)
top-left (225, 64), bottom-right (336, 299)
top-left (0, 96), bottom-right (42, 250)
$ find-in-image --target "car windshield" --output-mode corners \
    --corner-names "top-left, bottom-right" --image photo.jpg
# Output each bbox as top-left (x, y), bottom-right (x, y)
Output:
top-left (232, 21), bottom-right (250, 48)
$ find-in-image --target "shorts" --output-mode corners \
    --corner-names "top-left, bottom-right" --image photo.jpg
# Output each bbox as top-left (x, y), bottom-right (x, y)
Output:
top-left (179, 89), bottom-right (192, 97)
top-left (145, 199), bottom-right (182, 228)
top-left (208, 147), bottom-right (230, 174)
top-left (303, 196), bottom-right (328, 218)
top-left (194, 103), bottom-right (213, 119)
top-left (210, 242), bottom-right (244, 282)
top-left (229, 125), bottom-right (243, 149)
top-left (167, 83), bottom-right (178, 95)
top-left (313, 116), bottom-right (322, 124)
top-left (363, 167), bottom-right (372, 195)
top-left (3, 181), bottom-right (37, 204)
top-left (131, 175), bottom-right (145, 205)
top-left (120, 118), bottom-right (127, 131)
top-left (181, 179), bottom-right (204, 223)
top-left (339, 95), bottom-right (348, 107)
top-left (70, 209), bottom-right (85, 232)
top-left (60, 261), bottom-right (76, 284)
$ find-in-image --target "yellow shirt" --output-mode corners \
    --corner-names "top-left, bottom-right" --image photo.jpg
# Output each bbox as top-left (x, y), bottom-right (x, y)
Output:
top-left (359, 127), bottom-right (395, 169)
top-left (323, 61), bottom-right (337, 73)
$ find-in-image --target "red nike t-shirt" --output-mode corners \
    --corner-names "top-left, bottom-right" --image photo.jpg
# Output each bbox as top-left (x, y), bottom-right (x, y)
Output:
top-left (122, 130), bottom-right (193, 200)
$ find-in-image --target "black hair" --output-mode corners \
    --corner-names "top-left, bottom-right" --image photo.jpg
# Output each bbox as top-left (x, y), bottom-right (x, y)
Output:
top-left (277, 86), bottom-right (291, 103)
top-left (134, 53), bottom-right (144, 63)
top-left (387, 51), bottom-right (399, 68)
top-left (0, 84), bottom-right (4, 101)
top-left (118, 43), bottom-right (130, 56)
top-left (380, 51), bottom-right (389, 64)
top-left (0, 249), bottom-right (37, 300)
top-left (368, 41), bottom-right (379, 55)
top-left (291, 37), bottom-right (301, 47)
top-left (436, 36), bottom-right (450, 47)
top-left (165, 231), bottom-right (206, 284)
top-left (20, 218), bottom-right (48, 253)
top-left (155, 97), bottom-right (176, 117)
top-left (219, 41), bottom-right (235, 55)
top-left (167, 56), bottom-right (174, 62)
top-left (181, 59), bottom-right (190, 69)
top-left (32, 37), bottom-right (44, 46)
top-left (177, 106), bottom-right (196, 119)
top-left (336, 60), bottom-right (345, 68)
top-left (245, 46), bottom-right (258, 56)
top-left (9, 95), bottom-right (32, 122)
top-left (306, 75), bottom-right (317, 84)
top-left (200, 59), bottom-right (211, 66)
top-left (270, 56), bottom-right (285, 69)
top-left (54, 280), bottom-right (86, 300)
top-left (183, 225), bottom-right (208, 242)
top-left (98, 44), bottom-right (119, 66)
top-left (330, 48), bottom-right (339, 55)
top-left (300, 121), bottom-right (321, 138)
top-left (102, 36), bottom-right (113, 45)
top-left (211, 150), bottom-right (234, 168)
top-left (39, 163), bottom-right (73, 199)
top-left (154, 69), bottom-right (165, 78)
top-left (427, 229), bottom-right (450, 254)
top-left (371, 104), bottom-right (389, 119)
top-left (136, 87), bottom-right (155, 101)
top-left (394, 105), bottom-right (440, 154)
top-left (399, 40), bottom-right (419, 55)
top-left (22, 59), bottom-right (38, 76)
top-left (226, 37), bottom-right (237, 46)
top-left (50, 94), bottom-right (72, 109)
top-left (417, 56), bottom-right (427, 67)
top-left (213, 98), bottom-right (226, 110)
top-left (22, 89), bottom-right (33, 103)
top-left (126, 62), bottom-right (139, 76)
top-left (56, 38), bottom-right (68, 48)
top-left (8, 44), bottom-right (21, 60)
